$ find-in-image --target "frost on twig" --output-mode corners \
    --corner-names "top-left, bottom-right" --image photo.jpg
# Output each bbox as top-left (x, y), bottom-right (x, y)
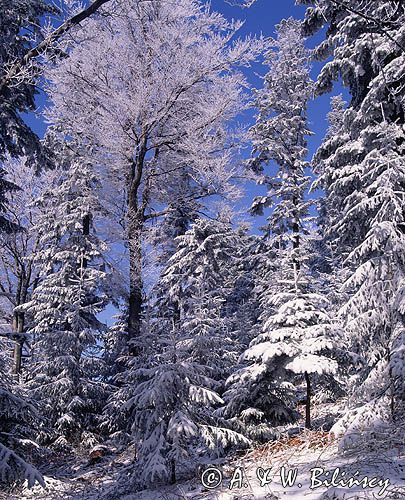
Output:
top-left (225, 0), bottom-right (257, 7)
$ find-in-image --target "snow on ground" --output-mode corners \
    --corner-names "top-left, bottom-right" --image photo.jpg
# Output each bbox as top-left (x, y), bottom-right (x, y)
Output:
top-left (9, 430), bottom-right (404, 500)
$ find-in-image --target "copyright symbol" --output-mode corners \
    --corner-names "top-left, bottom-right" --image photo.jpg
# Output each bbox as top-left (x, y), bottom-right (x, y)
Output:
top-left (201, 467), bottom-right (223, 489)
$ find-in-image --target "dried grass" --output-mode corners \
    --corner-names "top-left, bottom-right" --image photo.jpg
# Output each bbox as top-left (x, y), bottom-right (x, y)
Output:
top-left (240, 430), bottom-right (336, 465)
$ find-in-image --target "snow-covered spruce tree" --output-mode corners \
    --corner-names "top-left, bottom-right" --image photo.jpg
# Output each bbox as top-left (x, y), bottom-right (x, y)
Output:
top-left (225, 240), bottom-right (340, 436)
top-left (45, 0), bottom-right (262, 353)
top-left (119, 320), bottom-right (250, 489)
top-left (317, 115), bottom-right (405, 443)
top-left (159, 215), bottom-right (255, 379)
top-left (23, 159), bottom-right (111, 446)
top-left (0, 162), bottom-right (20, 233)
top-left (0, 0), bottom-right (61, 241)
top-left (101, 303), bottom-right (143, 444)
top-left (0, 0), bottom-right (55, 160)
top-left (0, 340), bottom-right (44, 489)
top-left (312, 95), bottom-right (348, 240)
top-left (299, 0), bottom-right (405, 443)
top-left (112, 216), bottom-right (252, 489)
top-left (221, 232), bottom-right (261, 364)
top-left (156, 211), bottom-right (259, 388)
top-left (225, 18), bottom-right (339, 437)
top-left (0, 160), bottom-right (45, 487)
top-left (310, 96), bottom-right (355, 399)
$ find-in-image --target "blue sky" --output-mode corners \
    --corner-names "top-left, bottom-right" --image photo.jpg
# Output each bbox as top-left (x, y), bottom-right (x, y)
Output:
top-left (210, 0), bottom-right (348, 159)
top-left (20, 0), bottom-right (350, 326)
top-left (23, 0), bottom-right (350, 239)
top-left (26, 0), bottom-right (348, 155)
top-left (207, 0), bottom-right (349, 229)
top-left (24, 0), bottom-right (349, 233)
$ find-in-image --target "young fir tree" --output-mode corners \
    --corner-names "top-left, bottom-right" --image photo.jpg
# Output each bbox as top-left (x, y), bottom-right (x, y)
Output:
top-left (24, 159), bottom-right (111, 446)
top-left (109, 216), bottom-right (251, 489)
top-left (226, 18), bottom-right (339, 436)
top-left (122, 324), bottom-right (250, 489)
top-left (299, 0), bottom-right (405, 442)
top-left (0, 336), bottom-right (44, 489)
top-left (160, 215), bottom-right (253, 378)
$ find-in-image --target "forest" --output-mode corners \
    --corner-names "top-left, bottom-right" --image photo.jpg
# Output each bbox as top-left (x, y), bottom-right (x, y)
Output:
top-left (0, 0), bottom-right (404, 498)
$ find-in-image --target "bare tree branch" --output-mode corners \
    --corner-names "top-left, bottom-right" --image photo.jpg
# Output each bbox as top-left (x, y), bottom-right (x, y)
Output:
top-left (0, 0), bottom-right (113, 96)
top-left (0, 0), bottom-right (260, 97)
top-left (225, 0), bottom-right (257, 7)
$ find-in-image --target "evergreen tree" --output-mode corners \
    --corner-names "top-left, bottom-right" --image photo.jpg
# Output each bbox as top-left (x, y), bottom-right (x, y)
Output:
top-left (107, 216), bottom-right (251, 489)
top-left (0, 337), bottom-right (43, 488)
top-left (227, 18), bottom-right (339, 436)
top-left (160, 215), bottom-right (253, 379)
top-left (299, 0), bottom-right (405, 441)
top-left (122, 322), bottom-right (249, 489)
top-left (0, 0), bottom-right (54, 160)
top-left (24, 160), bottom-right (111, 445)
top-left (0, 163), bottom-right (20, 233)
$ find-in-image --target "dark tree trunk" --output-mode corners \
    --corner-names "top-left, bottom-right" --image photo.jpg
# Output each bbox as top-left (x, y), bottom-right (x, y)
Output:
top-left (126, 137), bottom-right (147, 355)
top-left (12, 312), bottom-right (24, 375)
top-left (12, 267), bottom-right (30, 375)
top-left (304, 371), bottom-right (311, 429)
top-left (170, 459), bottom-right (176, 485)
top-left (387, 347), bottom-right (396, 421)
top-left (128, 218), bottom-right (143, 356)
top-left (81, 213), bottom-right (91, 270)
top-left (83, 213), bottom-right (91, 236)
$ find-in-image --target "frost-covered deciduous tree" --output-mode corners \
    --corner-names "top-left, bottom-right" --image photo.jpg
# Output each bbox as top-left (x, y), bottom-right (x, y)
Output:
top-left (227, 18), bottom-right (339, 434)
top-left (0, 156), bottom-right (54, 374)
top-left (45, 0), bottom-right (262, 352)
top-left (300, 0), bottom-right (405, 441)
top-left (23, 159), bottom-right (112, 445)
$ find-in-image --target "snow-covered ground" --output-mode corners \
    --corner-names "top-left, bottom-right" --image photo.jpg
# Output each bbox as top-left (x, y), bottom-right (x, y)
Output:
top-left (13, 430), bottom-right (404, 500)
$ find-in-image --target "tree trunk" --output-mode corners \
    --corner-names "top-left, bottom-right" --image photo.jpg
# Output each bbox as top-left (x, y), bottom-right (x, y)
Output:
top-left (127, 202), bottom-right (144, 356)
top-left (12, 312), bottom-right (24, 375)
top-left (304, 371), bottom-right (311, 429)
top-left (170, 459), bottom-right (176, 485)
top-left (126, 138), bottom-right (147, 355)
top-left (387, 347), bottom-right (395, 421)
top-left (128, 233), bottom-right (143, 355)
